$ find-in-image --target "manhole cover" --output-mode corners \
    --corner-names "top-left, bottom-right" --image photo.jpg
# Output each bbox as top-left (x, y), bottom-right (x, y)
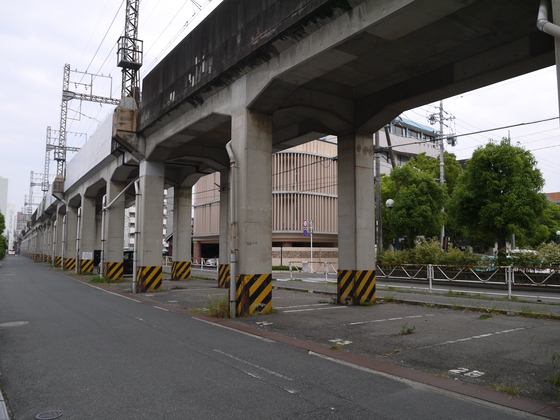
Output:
top-left (36, 410), bottom-right (63, 419)
top-left (0, 321), bottom-right (28, 328)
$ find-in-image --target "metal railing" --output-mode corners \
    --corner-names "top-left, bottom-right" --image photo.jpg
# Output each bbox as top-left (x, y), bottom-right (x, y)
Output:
top-left (192, 258), bottom-right (219, 272)
top-left (376, 263), bottom-right (560, 298)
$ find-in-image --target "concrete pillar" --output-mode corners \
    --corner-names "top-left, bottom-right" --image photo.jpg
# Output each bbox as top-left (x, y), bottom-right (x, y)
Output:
top-left (337, 132), bottom-right (377, 305)
top-left (65, 206), bottom-right (78, 271)
top-left (230, 110), bottom-right (273, 315)
top-left (79, 196), bottom-right (97, 274)
top-left (104, 181), bottom-right (126, 280)
top-left (55, 209), bottom-right (64, 267)
top-left (171, 185), bottom-right (192, 280)
top-left (136, 161), bottom-right (164, 292)
top-left (218, 169), bottom-right (230, 288)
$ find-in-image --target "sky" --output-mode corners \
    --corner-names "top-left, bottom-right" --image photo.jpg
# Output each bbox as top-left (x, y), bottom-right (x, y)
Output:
top-left (1, 1), bottom-right (559, 215)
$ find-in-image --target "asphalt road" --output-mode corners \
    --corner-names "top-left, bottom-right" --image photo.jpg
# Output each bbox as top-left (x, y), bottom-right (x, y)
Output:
top-left (0, 256), bottom-right (557, 419)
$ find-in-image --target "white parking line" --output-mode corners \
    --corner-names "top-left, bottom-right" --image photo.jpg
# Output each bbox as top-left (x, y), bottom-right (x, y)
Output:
top-left (417, 326), bottom-right (537, 350)
top-left (348, 314), bottom-right (433, 325)
top-left (276, 303), bottom-right (330, 309)
top-left (283, 306), bottom-right (347, 313)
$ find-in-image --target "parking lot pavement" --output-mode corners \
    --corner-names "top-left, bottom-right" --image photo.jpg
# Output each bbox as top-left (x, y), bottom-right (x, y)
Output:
top-left (89, 270), bottom-right (560, 417)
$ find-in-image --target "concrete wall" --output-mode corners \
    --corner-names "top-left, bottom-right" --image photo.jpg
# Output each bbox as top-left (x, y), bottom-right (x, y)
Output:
top-left (65, 115), bottom-right (115, 190)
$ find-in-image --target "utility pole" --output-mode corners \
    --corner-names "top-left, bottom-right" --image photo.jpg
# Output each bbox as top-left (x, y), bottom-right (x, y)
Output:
top-left (375, 131), bottom-right (382, 253)
top-left (428, 100), bottom-right (456, 250)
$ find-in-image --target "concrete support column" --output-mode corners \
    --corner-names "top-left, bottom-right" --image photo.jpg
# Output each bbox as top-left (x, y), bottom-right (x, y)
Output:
top-left (337, 132), bottom-right (377, 305)
top-left (104, 181), bottom-right (126, 280)
top-left (136, 161), bottom-right (164, 292)
top-left (79, 197), bottom-right (97, 274)
top-left (55, 209), bottom-right (64, 267)
top-left (230, 110), bottom-right (273, 315)
top-left (218, 169), bottom-right (230, 288)
top-left (65, 206), bottom-right (78, 271)
top-left (171, 185), bottom-right (192, 280)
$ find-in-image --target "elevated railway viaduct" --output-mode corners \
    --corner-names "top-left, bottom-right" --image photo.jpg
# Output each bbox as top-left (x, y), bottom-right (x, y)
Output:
top-left (20, 0), bottom-right (559, 315)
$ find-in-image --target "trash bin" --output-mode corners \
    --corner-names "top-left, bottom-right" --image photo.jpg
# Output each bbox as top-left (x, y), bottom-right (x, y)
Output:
top-left (302, 261), bottom-right (308, 273)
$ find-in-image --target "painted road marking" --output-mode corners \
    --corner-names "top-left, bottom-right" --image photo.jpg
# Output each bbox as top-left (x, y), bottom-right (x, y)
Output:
top-left (329, 339), bottom-right (352, 346)
top-left (417, 325), bottom-right (537, 350)
top-left (348, 314), bottom-right (433, 326)
top-left (192, 317), bottom-right (275, 342)
top-left (449, 368), bottom-right (485, 377)
top-left (276, 303), bottom-right (330, 309)
top-left (283, 306), bottom-right (347, 313)
top-left (0, 321), bottom-right (29, 328)
top-left (153, 306), bottom-right (169, 312)
top-left (213, 349), bottom-right (293, 380)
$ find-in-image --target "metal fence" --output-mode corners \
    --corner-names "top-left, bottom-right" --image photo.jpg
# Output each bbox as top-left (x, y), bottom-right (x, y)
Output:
top-left (376, 264), bottom-right (560, 298)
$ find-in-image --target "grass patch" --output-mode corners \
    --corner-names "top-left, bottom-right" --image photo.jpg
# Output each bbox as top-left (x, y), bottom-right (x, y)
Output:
top-left (383, 294), bottom-right (396, 303)
top-left (479, 314), bottom-right (492, 319)
top-left (288, 278), bottom-right (303, 282)
top-left (491, 381), bottom-right (523, 396)
top-left (192, 275), bottom-right (214, 281)
top-left (190, 295), bottom-right (230, 318)
top-left (88, 275), bottom-right (124, 284)
top-left (272, 265), bottom-right (290, 271)
top-left (330, 343), bottom-right (342, 350)
top-left (400, 323), bottom-right (415, 335)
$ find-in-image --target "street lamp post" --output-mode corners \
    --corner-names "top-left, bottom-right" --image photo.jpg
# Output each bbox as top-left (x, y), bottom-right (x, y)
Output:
top-left (556, 230), bottom-right (560, 245)
top-left (385, 199), bottom-right (399, 250)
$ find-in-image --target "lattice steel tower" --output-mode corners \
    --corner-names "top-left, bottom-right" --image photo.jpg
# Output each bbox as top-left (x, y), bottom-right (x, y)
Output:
top-left (117, 0), bottom-right (143, 103)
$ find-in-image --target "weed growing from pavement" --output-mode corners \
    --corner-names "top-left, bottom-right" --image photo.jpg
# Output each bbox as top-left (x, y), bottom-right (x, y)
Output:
top-left (190, 295), bottom-right (229, 318)
top-left (400, 323), bottom-right (415, 335)
top-left (546, 352), bottom-right (560, 389)
top-left (378, 348), bottom-right (402, 358)
top-left (192, 275), bottom-right (214, 281)
top-left (330, 343), bottom-right (342, 350)
top-left (288, 278), bottom-right (303, 282)
top-left (479, 313), bottom-right (492, 319)
top-left (383, 294), bottom-right (396, 303)
top-left (491, 381), bottom-right (523, 396)
top-left (88, 275), bottom-right (125, 284)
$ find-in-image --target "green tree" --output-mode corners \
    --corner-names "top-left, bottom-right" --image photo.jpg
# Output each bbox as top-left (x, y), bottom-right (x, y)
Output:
top-left (514, 199), bottom-right (560, 248)
top-left (382, 163), bottom-right (446, 248)
top-left (410, 151), bottom-right (463, 196)
top-left (448, 138), bottom-right (547, 255)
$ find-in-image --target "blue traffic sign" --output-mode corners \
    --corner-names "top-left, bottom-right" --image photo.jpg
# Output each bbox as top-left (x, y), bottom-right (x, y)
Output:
top-left (303, 229), bottom-right (308, 236)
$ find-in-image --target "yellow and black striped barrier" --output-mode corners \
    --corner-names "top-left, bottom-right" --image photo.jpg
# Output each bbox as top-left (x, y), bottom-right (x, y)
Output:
top-left (235, 273), bottom-right (272, 316)
top-left (137, 266), bottom-right (162, 292)
top-left (337, 269), bottom-right (376, 305)
top-left (54, 256), bottom-right (62, 267)
top-left (64, 258), bottom-right (76, 271)
top-left (80, 259), bottom-right (94, 274)
top-left (172, 261), bottom-right (191, 280)
top-left (104, 262), bottom-right (123, 280)
top-left (218, 264), bottom-right (230, 288)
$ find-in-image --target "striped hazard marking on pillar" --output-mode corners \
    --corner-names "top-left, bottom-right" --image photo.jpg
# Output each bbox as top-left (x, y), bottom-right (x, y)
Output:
top-left (55, 256), bottom-right (62, 267)
top-left (172, 261), bottom-right (191, 280)
top-left (65, 258), bottom-right (76, 271)
top-left (80, 259), bottom-right (94, 274)
top-left (337, 269), bottom-right (376, 305)
top-left (218, 264), bottom-right (230, 288)
top-left (235, 274), bottom-right (272, 316)
top-left (137, 266), bottom-right (162, 292)
top-left (104, 262), bottom-right (123, 280)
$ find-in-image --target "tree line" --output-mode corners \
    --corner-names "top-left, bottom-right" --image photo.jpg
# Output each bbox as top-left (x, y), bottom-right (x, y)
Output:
top-left (381, 138), bottom-right (560, 264)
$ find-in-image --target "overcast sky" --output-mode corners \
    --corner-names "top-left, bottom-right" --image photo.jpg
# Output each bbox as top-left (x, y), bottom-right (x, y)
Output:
top-left (1, 0), bottom-right (559, 214)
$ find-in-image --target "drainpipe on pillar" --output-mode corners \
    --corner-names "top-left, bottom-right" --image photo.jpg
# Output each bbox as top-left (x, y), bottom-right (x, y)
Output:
top-left (100, 195), bottom-right (107, 278)
top-left (62, 215), bottom-right (67, 270)
top-left (225, 141), bottom-right (238, 318)
top-left (133, 179), bottom-right (140, 294)
top-left (52, 221), bottom-right (57, 266)
top-left (76, 207), bottom-right (82, 274)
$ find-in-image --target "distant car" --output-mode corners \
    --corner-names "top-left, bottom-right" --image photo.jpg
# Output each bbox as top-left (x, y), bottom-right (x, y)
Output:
top-left (162, 248), bottom-right (169, 256)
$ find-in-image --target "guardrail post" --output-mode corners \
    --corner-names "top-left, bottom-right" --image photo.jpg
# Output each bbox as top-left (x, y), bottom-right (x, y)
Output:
top-left (289, 261), bottom-right (293, 279)
top-left (507, 266), bottom-right (512, 299)
top-left (428, 264), bottom-right (433, 292)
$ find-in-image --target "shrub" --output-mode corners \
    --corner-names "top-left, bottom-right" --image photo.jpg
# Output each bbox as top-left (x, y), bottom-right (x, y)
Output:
top-left (509, 249), bottom-right (541, 267)
top-left (411, 238), bottom-right (440, 264)
top-left (537, 242), bottom-right (560, 267)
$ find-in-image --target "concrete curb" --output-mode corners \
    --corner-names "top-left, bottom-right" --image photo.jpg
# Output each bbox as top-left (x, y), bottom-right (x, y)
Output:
top-left (0, 393), bottom-right (10, 420)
